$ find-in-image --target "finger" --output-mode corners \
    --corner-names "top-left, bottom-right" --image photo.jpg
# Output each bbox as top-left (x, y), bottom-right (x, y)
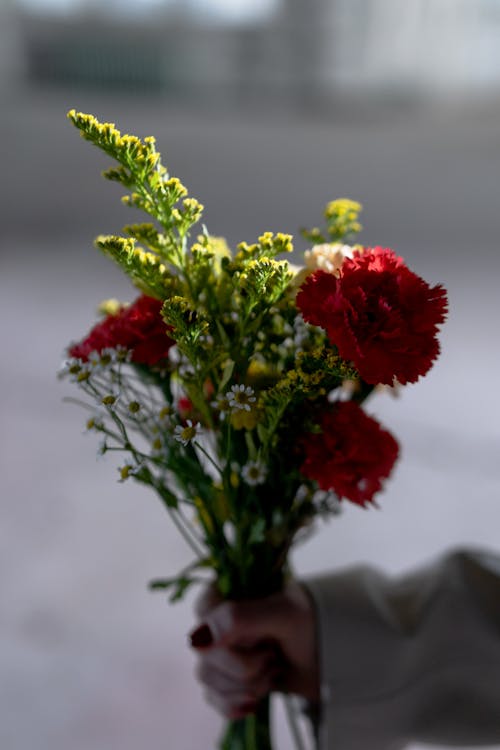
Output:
top-left (197, 660), bottom-right (280, 701)
top-left (196, 642), bottom-right (277, 683)
top-left (204, 688), bottom-right (258, 720)
top-left (191, 583), bottom-right (315, 657)
top-left (196, 651), bottom-right (282, 695)
top-left (202, 591), bottom-right (295, 649)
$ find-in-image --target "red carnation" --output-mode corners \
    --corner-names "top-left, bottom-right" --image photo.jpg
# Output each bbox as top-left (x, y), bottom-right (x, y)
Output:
top-left (69, 295), bottom-right (173, 366)
top-left (300, 400), bottom-right (399, 507)
top-left (296, 247), bottom-right (448, 385)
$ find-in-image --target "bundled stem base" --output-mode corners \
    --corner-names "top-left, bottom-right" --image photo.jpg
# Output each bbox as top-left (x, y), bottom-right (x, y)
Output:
top-left (220, 696), bottom-right (272, 750)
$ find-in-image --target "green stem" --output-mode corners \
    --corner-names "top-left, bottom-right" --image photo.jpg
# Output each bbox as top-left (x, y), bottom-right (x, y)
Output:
top-left (219, 696), bottom-right (272, 750)
top-left (192, 441), bottom-right (224, 479)
top-left (165, 507), bottom-right (205, 558)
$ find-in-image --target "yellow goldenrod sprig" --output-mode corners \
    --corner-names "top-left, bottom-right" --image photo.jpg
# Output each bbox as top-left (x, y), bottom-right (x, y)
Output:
top-left (67, 110), bottom-right (156, 174)
top-left (94, 235), bottom-right (173, 299)
top-left (296, 346), bottom-right (358, 383)
top-left (161, 296), bottom-right (210, 351)
top-left (301, 198), bottom-right (363, 244)
top-left (237, 257), bottom-right (293, 311)
top-left (235, 232), bottom-right (293, 262)
top-left (67, 110), bottom-right (204, 266)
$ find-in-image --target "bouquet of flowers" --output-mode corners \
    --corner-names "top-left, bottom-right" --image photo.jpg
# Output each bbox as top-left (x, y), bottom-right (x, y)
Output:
top-left (60, 110), bottom-right (448, 750)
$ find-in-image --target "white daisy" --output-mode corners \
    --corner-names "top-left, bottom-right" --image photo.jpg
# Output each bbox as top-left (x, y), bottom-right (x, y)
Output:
top-left (150, 435), bottom-right (166, 458)
top-left (84, 410), bottom-right (106, 432)
top-left (174, 420), bottom-right (202, 447)
top-left (241, 460), bottom-right (267, 487)
top-left (88, 350), bottom-right (102, 368)
top-left (57, 358), bottom-right (78, 379)
top-left (226, 384), bottom-right (256, 412)
top-left (101, 390), bottom-right (120, 408)
top-left (157, 406), bottom-right (174, 427)
top-left (113, 345), bottom-right (132, 363)
top-left (58, 358), bottom-right (92, 383)
top-left (211, 395), bottom-right (231, 419)
top-left (117, 463), bottom-right (143, 482)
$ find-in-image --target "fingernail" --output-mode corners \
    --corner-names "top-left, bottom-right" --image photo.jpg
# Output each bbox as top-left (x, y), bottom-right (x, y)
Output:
top-left (189, 623), bottom-right (213, 648)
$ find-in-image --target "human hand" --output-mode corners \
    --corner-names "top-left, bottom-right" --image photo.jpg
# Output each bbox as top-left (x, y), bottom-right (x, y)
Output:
top-left (189, 581), bottom-right (319, 720)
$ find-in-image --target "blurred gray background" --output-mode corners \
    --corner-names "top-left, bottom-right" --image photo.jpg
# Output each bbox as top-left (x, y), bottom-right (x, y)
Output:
top-left (1, 1), bottom-right (500, 748)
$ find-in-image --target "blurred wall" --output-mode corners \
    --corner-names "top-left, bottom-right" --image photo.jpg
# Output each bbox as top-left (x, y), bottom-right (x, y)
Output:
top-left (7, 0), bottom-right (500, 104)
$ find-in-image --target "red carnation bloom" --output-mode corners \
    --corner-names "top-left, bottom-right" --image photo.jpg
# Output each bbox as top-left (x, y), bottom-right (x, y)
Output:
top-left (69, 295), bottom-right (173, 366)
top-left (300, 400), bottom-right (399, 507)
top-left (296, 247), bottom-right (448, 385)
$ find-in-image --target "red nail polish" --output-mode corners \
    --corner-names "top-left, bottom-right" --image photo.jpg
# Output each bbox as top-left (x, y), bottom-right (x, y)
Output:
top-left (189, 623), bottom-right (213, 648)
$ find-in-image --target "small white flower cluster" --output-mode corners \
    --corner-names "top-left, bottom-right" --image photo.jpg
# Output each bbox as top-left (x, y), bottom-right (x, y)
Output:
top-left (91, 345), bottom-right (131, 369)
top-left (293, 314), bottom-right (310, 350)
top-left (59, 347), bottom-right (132, 381)
top-left (58, 357), bottom-right (92, 382)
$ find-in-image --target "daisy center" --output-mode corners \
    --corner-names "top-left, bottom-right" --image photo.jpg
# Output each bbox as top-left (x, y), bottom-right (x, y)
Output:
top-left (180, 425), bottom-right (197, 443)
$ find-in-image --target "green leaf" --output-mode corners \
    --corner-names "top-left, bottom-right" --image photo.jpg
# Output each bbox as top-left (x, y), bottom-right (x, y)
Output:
top-left (215, 319), bottom-right (232, 350)
top-left (219, 359), bottom-right (235, 393)
top-left (148, 575), bottom-right (196, 602)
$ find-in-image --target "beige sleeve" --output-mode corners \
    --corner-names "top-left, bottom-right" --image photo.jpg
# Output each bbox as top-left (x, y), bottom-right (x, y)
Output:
top-left (304, 548), bottom-right (500, 750)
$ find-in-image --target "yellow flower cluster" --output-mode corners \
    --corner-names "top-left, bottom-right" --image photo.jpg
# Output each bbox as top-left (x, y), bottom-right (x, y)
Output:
top-left (97, 298), bottom-right (124, 316)
top-left (301, 198), bottom-right (363, 245)
top-left (235, 232), bottom-right (293, 262)
top-left (94, 235), bottom-right (171, 299)
top-left (324, 198), bottom-right (363, 239)
top-left (68, 110), bottom-right (158, 165)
